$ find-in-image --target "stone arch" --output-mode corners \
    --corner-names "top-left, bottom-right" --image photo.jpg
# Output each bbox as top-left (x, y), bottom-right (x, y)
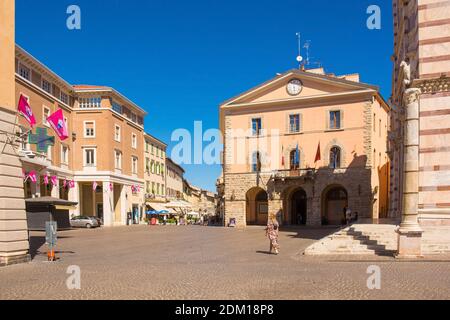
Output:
top-left (321, 184), bottom-right (348, 225)
top-left (245, 187), bottom-right (268, 225)
top-left (323, 139), bottom-right (347, 168)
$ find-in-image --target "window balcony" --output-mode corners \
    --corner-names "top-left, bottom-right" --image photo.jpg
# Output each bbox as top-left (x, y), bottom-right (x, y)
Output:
top-left (271, 168), bottom-right (316, 181)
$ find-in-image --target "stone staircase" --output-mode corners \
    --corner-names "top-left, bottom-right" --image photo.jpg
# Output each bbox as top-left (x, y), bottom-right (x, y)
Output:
top-left (304, 223), bottom-right (450, 256)
top-left (304, 224), bottom-right (398, 256)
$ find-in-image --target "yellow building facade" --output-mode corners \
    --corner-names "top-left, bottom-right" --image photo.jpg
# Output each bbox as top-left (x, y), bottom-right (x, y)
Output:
top-left (14, 47), bottom-right (147, 227)
top-left (219, 68), bottom-right (391, 227)
top-left (0, 0), bottom-right (30, 266)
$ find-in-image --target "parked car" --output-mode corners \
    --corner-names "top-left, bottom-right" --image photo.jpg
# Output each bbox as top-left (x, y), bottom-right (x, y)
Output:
top-left (70, 216), bottom-right (100, 229)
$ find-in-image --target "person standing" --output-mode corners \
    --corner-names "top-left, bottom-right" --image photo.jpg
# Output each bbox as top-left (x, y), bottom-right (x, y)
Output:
top-left (345, 206), bottom-right (352, 225)
top-left (265, 215), bottom-right (280, 255)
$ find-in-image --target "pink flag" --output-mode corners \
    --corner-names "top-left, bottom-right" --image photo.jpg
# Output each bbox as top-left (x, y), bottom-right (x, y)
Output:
top-left (109, 183), bottom-right (113, 191)
top-left (69, 180), bottom-right (75, 189)
top-left (29, 171), bottom-right (37, 183)
top-left (17, 94), bottom-right (37, 127)
top-left (44, 175), bottom-right (49, 185)
top-left (93, 181), bottom-right (98, 191)
top-left (51, 176), bottom-right (58, 187)
top-left (63, 179), bottom-right (67, 188)
top-left (47, 109), bottom-right (69, 141)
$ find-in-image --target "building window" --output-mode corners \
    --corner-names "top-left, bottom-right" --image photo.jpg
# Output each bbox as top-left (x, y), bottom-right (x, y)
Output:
top-left (60, 92), bottom-right (69, 104)
top-left (84, 148), bottom-right (96, 167)
top-left (252, 152), bottom-right (262, 172)
top-left (61, 145), bottom-right (69, 164)
top-left (132, 133), bottom-right (137, 149)
top-left (329, 146), bottom-right (341, 169)
top-left (379, 119), bottom-right (382, 138)
top-left (373, 113), bottom-right (376, 132)
top-left (132, 157), bottom-right (138, 174)
top-left (252, 118), bottom-right (262, 136)
top-left (151, 161), bottom-right (155, 174)
top-left (18, 63), bottom-right (30, 80)
top-left (84, 121), bottom-right (95, 138)
top-left (19, 127), bottom-right (29, 151)
top-left (47, 145), bottom-right (52, 160)
top-left (289, 114), bottom-right (300, 133)
top-left (43, 106), bottom-right (51, 127)
top-left (115, 150), bottom-right (122, 169)
top-left (42, 79), bottom-right (52, 94)
top-left (131, 113), bottom-right (137, 123)
top-left (290, 149), bottom-right (300, 170)
top-left (114, 125), bottom-right (121, 142)
top-left (161, 185), bottom-right (165, 196)
top-left (152, 182), bottom-right (155, 195)
top-left (112, 101), bottom-right (122, 114)
top-left (79, 97), bottom-right (101, 109)
top-left (145, 141), bottom-right (149, 153)
top-left (329, 111), bottom-right (341, 130)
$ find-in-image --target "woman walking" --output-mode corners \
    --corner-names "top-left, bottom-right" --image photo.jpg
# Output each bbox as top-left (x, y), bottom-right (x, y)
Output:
top-left (265, 215), bottom-right (280, 255)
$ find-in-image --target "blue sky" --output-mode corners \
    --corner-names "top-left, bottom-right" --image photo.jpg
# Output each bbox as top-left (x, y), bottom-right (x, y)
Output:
top-left (16, 0), bottom-right (393, 192)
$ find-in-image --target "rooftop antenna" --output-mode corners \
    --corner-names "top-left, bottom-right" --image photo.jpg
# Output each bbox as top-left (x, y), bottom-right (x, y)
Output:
top-left (295, 32), bottom-right (303, 69)
top-left (303, 40), bottom-right (311, 67)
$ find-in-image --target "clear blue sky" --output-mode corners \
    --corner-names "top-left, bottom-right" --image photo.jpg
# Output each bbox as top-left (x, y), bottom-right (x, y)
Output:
top-left (16, 0), bottom-right (393, 192)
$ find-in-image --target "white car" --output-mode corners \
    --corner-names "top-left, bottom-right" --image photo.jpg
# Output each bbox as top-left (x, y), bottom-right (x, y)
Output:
top-left (70, 216), bottom-right (100, 229)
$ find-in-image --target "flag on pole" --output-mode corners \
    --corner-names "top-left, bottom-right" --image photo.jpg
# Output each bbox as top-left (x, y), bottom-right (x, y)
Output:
top-left (63, 179), bottom-right (67, 189)
top-left (295, 144), bottom-right (300, 166)
top-left (93, 181), bottom-right (98, 191)
top-left (29, 171), bottom-right (37, 183)
top-left (17, 94), bottom-right (37, 127)
top-left (44, 175), bottom-right (49, 185)
top-left (51, 176), bottom-right (58, 187)
top-left (46, 109), bottom-right (69, 141)
top-left (69, 180), bottom-right (75, 189)
top-left (109, 182), bottom-right (113, 192)
top-left (314, 142), bottom-right (321, 163)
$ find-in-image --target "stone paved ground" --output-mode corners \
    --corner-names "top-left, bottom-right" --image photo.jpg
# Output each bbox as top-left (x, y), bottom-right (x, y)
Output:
top-left (0, 225), bottom-right (449, 300)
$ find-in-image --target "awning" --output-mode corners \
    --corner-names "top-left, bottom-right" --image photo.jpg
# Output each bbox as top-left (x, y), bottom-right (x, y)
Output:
top-left (146, 202), bottom-right (175, 214)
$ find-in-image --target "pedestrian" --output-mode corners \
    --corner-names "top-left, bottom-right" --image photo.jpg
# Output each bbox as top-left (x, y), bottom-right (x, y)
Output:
top-left (345, 206), bottom-right (352, 225)
top-left (265, 215), bottom-right (280, 255)
top-left (342, 206), bottom-right (348, 225)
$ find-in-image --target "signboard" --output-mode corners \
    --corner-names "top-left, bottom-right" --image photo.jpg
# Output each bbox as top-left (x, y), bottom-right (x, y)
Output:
top-left (45, 221), bottom-right (58, 248)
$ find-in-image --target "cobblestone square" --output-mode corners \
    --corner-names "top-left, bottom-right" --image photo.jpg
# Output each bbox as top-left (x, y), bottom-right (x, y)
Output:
top-left (1, 226), bottom-right (449, 300)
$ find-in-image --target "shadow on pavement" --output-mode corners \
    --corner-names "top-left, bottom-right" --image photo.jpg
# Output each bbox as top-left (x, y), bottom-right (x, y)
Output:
top-left (280, 226), bottom-right (341, 241)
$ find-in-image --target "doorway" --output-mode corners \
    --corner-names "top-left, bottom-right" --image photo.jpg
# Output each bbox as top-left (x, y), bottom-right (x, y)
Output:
top-left (290, 188), bottom-right (307, 225)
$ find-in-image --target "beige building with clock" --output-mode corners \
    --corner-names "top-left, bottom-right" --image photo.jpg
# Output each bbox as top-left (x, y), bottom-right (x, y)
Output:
top-left (219, 67), bottom-right (390, 228)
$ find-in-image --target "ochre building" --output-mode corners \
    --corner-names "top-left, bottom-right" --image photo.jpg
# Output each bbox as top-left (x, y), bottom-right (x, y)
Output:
top-left (14, 46), bottom-right (147, 227)
top-left (219, 68), bottom-right (391, 228)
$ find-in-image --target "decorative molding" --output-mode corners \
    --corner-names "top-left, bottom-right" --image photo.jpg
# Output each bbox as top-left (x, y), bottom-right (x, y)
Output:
top-left (403, 87), bottom-right (421, 105)
top-left (413, 76), bottom-right (450, 94)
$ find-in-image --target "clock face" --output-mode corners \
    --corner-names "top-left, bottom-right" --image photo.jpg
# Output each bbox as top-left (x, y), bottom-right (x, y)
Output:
top-left (287, 79), bottom-right (303, 96)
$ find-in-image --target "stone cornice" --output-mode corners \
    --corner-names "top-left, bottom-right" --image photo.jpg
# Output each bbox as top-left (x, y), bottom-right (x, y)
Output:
top-left (412, 76), bottom-right (450, 94)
